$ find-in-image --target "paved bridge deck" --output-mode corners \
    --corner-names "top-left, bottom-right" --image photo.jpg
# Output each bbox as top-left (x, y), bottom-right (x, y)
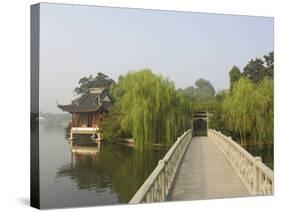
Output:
top-left (168, 136), bottom-right (249, 201)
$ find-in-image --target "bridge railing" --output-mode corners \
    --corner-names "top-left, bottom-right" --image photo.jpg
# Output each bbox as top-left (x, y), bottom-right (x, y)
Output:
top-left (129, 130), bottom-right (192, 204)
top-left (208, 129), bottom-right (274, 196)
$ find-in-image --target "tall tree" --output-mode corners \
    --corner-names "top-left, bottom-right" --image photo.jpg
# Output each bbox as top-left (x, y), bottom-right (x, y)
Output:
top-left (222, 77), bottom-right (255, 145)
top-left (184, 79), bottom-right (215, 100)
top-left (243, 58), bottom-right (265, 84)
top-left (222, 77), bottom-right (273, 145)
top-left (74, 72), bottom-right (115, 94)
top-left (264, 51), bottom-right (274, 79)
top-left (184, 86), bottom-right (196, 97)
top-left (250, 78), bottom-right (273, 144)
top-left (183, 78), bottom-right (216, 113)
top-left (101, 69), bottom-right (190, 151)
top-left (195, 78), bottom-right (216, 97)
top-left (229, 66), bottom-right (242, 91)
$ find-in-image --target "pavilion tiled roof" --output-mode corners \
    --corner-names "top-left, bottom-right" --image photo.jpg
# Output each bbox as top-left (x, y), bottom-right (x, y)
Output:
top-left (57, 87), bottom-right (112, 113)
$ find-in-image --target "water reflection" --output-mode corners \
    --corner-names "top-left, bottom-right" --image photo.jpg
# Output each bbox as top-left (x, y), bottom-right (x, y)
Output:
top-left (40, 128), bottom-right (274, 208)
top-left (56, 144), bottom-right (105, 192)
top-left (56, 140), bottom-right (166, 203)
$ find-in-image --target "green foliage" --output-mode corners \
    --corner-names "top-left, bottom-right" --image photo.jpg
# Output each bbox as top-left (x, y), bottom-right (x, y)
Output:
top-left (251, 78), bottom-right (273, 144)
top-left (100, 69), bottom-right (190, 151)
top-left (243, 58), bottom-right (265, 84)
top-left (208, 90), bottom-right (229, 133)
top-left (74, 72), bottom-right (115, 94)
top-left (185, 78), bottom-right (215, 100)
top-left (99, 52), bottom-right (273, 148)
top-left (243, 51), bottom-right (274, 84)
top-left (99, 107), bottom-right (131, 141)
top-left (222, 78), bottom-right (254, 144)
top-left (222, 77), bottom-right (273, 145)
top-left (183, 78), bottom-right (217, 113)
top-left (219, 51), bottom-right (274, 145)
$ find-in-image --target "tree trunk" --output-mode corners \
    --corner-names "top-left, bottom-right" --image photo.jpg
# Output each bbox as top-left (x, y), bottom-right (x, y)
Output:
top-left (239, 128), bottom-right (244, 146)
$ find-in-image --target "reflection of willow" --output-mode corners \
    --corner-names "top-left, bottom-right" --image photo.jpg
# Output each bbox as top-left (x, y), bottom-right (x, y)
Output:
top-left (56, 142), bottom-right (166, 203)
top-left (95, 144), bottom-right (166, 203)
top-left (244, 143), bottom-right (274, 170)
top-left (109, 146), bottom-right (166, 203)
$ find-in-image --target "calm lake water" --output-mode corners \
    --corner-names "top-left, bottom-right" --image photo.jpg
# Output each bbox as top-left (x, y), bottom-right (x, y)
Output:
top-left (39, 128), bottom-right (166, 209)
top-left (39, 128), bottom-right (274, 208)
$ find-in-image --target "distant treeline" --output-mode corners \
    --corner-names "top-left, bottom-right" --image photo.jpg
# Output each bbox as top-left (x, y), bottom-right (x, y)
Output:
top-left (41, 113), bottom-right (71, 129)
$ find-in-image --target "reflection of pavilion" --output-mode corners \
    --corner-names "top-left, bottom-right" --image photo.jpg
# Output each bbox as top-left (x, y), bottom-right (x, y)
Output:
top-left (71, 145), bottom-right (100, 155)
top-left (69, 138), bottom-right (101, 150)
top-left (56, 141), bottom-right (166, 203)
top-left (56, 144), bottom-right (108, 192)
top-left (70, 145), bottom-right (100, 167)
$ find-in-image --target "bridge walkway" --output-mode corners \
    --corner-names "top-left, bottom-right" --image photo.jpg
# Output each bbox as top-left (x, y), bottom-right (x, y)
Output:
top-left (168, 136), bottom-right (249, 201)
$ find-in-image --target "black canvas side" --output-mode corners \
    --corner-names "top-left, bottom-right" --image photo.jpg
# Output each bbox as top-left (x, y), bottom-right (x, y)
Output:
top-left (30, 3), bottom-right (40, 209)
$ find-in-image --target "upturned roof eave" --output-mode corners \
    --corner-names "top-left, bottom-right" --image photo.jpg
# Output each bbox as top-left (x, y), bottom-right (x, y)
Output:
top-left (57, 104), bottom-right (102, 113)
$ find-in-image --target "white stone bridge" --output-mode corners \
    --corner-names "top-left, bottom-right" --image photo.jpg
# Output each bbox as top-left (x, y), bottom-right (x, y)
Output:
top-left (129, 129), bottom-right (274, 203)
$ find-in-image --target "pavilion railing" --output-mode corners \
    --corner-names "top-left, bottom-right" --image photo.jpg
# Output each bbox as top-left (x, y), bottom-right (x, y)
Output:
top-left (208, 129), bottom-right (274, 196)
top-left (129, 130), bottom-right (192, 204)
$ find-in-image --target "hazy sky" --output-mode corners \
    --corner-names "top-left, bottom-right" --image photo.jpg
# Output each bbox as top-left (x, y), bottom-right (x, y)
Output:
top-left (39, 3), bottom-right (273, 113)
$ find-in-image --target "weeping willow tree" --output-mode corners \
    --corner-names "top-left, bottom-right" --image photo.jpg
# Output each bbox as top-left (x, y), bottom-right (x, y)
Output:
top-left (101, 69), bottom-right (190, 151)
top-left (222, 77), bottom-right (273, 145)
top-left (222, 78), bottom-right (254, 145)
top-left (250, 78), bottom-right (273, 144)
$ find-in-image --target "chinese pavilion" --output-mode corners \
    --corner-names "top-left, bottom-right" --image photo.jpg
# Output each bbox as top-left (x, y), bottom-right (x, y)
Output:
top-left (57, 87), bottom-right (112, 140)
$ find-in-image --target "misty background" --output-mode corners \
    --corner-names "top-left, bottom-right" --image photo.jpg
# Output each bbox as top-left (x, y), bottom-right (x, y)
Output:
top-left (39, 3), bottom-right (273, 113)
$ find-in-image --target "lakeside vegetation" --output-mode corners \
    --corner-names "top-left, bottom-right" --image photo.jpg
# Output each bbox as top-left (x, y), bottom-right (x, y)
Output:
top-left (222, 52), bottom-right (273, 145)
top-left (70, 51), bottom-right (273, 150)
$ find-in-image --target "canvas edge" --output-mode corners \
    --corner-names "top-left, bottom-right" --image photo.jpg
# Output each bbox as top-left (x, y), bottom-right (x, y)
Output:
top-left (30, 3), bottom-right (40, 209)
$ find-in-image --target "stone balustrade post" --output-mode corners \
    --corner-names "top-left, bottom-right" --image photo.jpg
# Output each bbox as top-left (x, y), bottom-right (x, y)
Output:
top-left (158, 160), bottom-right (166, 201)
top-left (253, 156), bottom-right (262, 195)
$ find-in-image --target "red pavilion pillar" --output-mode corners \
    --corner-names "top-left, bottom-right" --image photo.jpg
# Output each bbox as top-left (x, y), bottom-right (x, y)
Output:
top-left (71, 113), bottom-right (74, 127)
top-left (76, 112), bottom-right (78, 127)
